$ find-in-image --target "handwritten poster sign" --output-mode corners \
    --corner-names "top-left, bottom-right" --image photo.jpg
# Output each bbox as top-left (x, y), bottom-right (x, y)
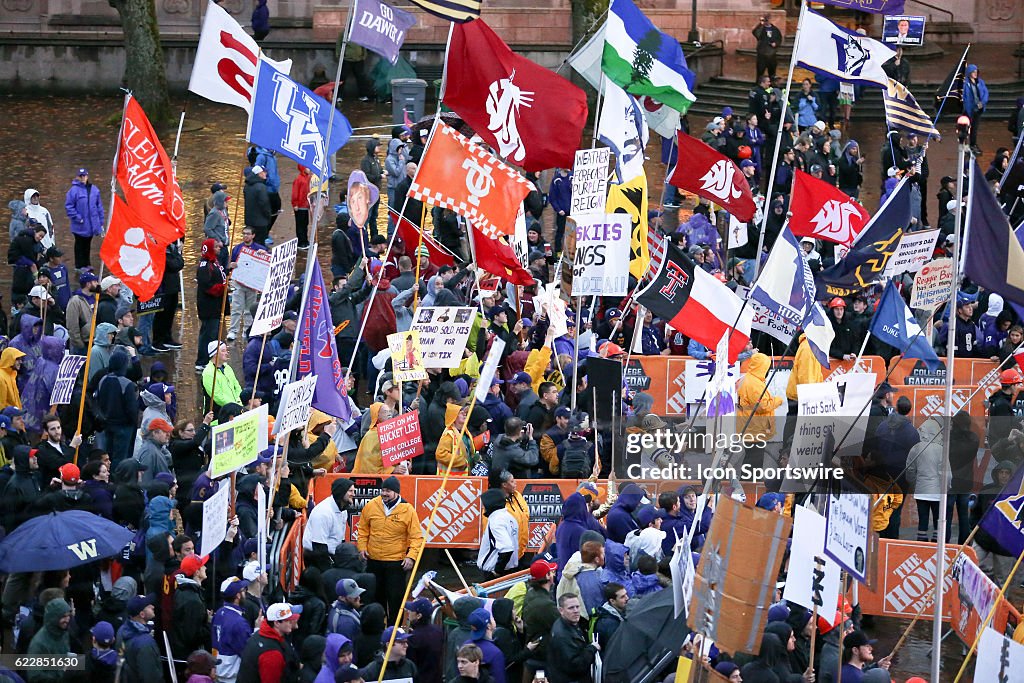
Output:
top-left (910, 258), bottom-right (953, 310)
top-left (825, 490), bottom-right (871, 583)
top-left (570, 148), bottom-right (610, 216)
top-left (251, 239), bottom-right (298, 336)
top-left (571, 214), bottom-right (630, 296)
top-left (884, 229), bottom-right (939, 277)
top-left (233, 244), bottom-right (273, 291)
top-left (49, 354), bottom-right (87, 406)
top-left (378, 411), bottom-right (425, 466)
top-left (274, 375), bottom-right (317, 436)
top-left (409, 306), bottom-right (474, 368)
top-left (200, 483), bottom-right (231, 557)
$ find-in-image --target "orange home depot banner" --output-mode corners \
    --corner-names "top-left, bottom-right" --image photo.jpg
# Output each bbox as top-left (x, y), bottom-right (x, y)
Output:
top-left (859, 539), bottom-right (970, 620)
top-left (824, 356), bottom-right (885, 380)
top-left (887, 356), bottom-right (1000, 388)
top-left (622, 356), bottom-right (684, 415)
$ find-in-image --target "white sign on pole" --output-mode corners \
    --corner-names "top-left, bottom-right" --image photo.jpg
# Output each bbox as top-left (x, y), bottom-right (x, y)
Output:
top-left (511, 205), bottom-right (529, 267)
top-left (824, 490), bottom-right (871, 583)
top-left (728, 214), bottom-right (749, 249)
top-left (884, 229), bottom-right (940, 276)
top-left (250, 238), bottom-right (299, 336)
top-left (684, 358), bottom-right (740, 404)
top-left (474, 338), bottom-right (507, 403)
top-left (976, 626), bottom-right (1024, 682)
top-left (570, 214), bottom-right (631, 296)
top-left (232, 245), bottom-right (274, 291)
top-left (737, 285), bottom-right (797, 343)
top-left (570, 148), bottom-right (611, 216)
top-left (783, 505), bottom-right (841, 614)
top-left (274, 374), bottom-right (317, 436)
top-left (200, 483), bottom-right (231, 557)
top-left (910, 257), bottom-right (953, 310)
top-left (256, 483), bottom-right (267, 572)
top-left (49, 354), bottom-right (87, 406)
top-left (409, 306), bottom-right (475, 368)
top-left (669, 532), bottom-right (692, 619)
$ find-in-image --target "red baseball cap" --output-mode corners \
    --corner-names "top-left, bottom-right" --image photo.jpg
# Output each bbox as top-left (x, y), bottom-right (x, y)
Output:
top-left (59, 463), bottom-right (81, 485)
top-left (530, 559), bottom-right (558, 580)
top-left (180, 554), bottom-right (210, 577)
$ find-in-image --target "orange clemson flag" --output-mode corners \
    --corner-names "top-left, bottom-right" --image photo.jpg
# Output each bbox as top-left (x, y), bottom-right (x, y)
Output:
top-left (100, 196), bottom-right (170, 302)
top-left (407, 121), bottom-right (534, 240)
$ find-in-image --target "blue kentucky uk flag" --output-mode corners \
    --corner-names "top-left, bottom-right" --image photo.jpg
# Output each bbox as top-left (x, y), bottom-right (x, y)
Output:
top-left (247, 58), bottom-right (352, 178)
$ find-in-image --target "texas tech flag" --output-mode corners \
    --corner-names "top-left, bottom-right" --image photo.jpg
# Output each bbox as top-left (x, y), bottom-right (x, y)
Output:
top-left (444, 19), bottom-right (588, 173)
top-left (789, 170), bottom-right (871, 247)
top-left (408, 121), bottom-right (535, 239)
top-left (668, 132), bottom-right (755, 221)
top-left (117, 96), bottom-right (187, 242)
top-left (100, 196), bottom-right (169, 302)
top-left (636, 240), bottom-right (752, 362)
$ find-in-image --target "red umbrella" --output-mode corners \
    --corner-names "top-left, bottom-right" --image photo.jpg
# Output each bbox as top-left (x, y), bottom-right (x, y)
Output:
top-left (314, 81), bottom-right (340, 101)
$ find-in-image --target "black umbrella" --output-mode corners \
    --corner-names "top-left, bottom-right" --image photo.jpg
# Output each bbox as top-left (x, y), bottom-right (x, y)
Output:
top-left (0, 510), bottom-right (135, 573)
top-left (603, 588), bottom-right (690, 683)
top-left (412, 112), bottom-right (476, 139)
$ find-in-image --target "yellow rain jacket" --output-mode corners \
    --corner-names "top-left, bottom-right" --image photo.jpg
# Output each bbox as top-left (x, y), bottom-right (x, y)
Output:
top-left (357, 495), bottom-right (425, 562)
top-left (738, 353), bottom-right (784, 441)
top-left (436, 403), bottom-right (473, 475)
top-left (787, 334), bottom-right (824, 402)
top-left (0, 348), bottom-right (24, 409)
top-left (306, 409), bottom-right (339, 470)
top-left (352, 403), bottom-right (393, 475)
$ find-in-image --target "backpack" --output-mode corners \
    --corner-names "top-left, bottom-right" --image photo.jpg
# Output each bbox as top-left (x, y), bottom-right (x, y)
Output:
top-left (560, 438), bottom-right (591, 479)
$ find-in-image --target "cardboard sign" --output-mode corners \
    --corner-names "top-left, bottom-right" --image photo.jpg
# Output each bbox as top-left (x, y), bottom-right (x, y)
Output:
top-left (409, 306), bottom-right (475, 368)
top-left (570, 148), bottom-right (611, 216)
top-left (274, 375), bottom-right (317, 436)
top-left (233, 244), bottom-right (273, 291)
top-left (571, 214), bottom-right (631, 296)
top-left (387, 330), bottom-right (427, 382)
top-left (378, 411), bottom-right (424, 467)
top-left (884, 229), bottom-right (939, 276)
top-left (250, 239), bottom-right (299, 336)
top-left (825, 491), bottom-right (872, 583)
top-left (200, 483), bottom-right (231, 557)
top-left (210, 404), bottom-right (270, 479)
top-left (474, 338), bottom-right (507, 403)
top-left (910, 258), bottom-right (953, 310)
top-left (49, 354), bottom-right (86, 406)
top-left (976, 628), bottom-right (1024, 682)
top-left (784, 506), bottom-right (841, 614)
top-left (736, 285), bottom-right (798, 344)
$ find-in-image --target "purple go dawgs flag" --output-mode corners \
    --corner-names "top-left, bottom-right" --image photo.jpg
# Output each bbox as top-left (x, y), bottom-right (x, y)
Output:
top-left (297, 260), bottom-right (351, 421)
top-left (813, 0), bottom-right (905, 12)
top-left (349, 0), bottom-right (417, 65)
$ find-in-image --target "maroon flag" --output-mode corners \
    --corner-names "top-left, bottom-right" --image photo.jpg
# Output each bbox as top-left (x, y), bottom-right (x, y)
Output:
top-left (444, 19), bottom-right (588, 173)
top-left (668, 132), bottom-right (755, 221)
top-left (790, 170), bottom-right (871, 247)
top-left (471, 226), bottom-right (535, 286)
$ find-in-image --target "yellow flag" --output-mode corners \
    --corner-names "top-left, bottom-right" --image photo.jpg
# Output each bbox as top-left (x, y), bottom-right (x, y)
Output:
top-left (606, 173), bottom-right (649, 280)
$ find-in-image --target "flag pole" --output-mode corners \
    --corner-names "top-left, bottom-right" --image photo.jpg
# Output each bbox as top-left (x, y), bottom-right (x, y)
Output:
top-left (932, 135), bottom-right (971, 683)
top-left (753, 0), bottom-right (807, 279)
top-left (929, 44), bottom-right (971, 138)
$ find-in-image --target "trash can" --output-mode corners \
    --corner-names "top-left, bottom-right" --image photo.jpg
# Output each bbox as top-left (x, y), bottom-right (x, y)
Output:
top-left (433, 79), bottom-right (451, 113)
top-left (391, 78), bottom-right (427, 125)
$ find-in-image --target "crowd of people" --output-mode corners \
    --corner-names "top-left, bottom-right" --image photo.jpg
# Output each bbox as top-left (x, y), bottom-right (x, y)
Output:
top-left (3, 9), bottom-right (1024, 683)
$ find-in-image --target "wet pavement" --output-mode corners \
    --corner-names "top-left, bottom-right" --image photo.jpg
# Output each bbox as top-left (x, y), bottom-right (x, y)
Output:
top-left (0, 90), bottom-right (1016, 681)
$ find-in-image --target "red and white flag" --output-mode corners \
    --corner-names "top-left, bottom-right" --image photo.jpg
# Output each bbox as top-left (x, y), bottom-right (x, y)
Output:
top-left (188, 1), bottom-right (292, 111)
top-left (389, 208), bottom-right (456, 268)
top-left (117, 96), bottom-right (186, 242)
top-left (790, 169), bottom-right (871, 247)
top-left (444, 19), bottom-right (588, 173)
top-left (668, 132), bottom-right (755, 221)
top-left (636, 240), bottom-right (752, 363)
top-left (471, 225), bottom-right (535, 286)
top-left (100, 197), bottom-right (169, 302)
top-left (408, 122), bottom-right (535, 240)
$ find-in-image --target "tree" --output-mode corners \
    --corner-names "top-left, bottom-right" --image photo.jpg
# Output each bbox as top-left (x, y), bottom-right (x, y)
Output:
top-left (109, 0), bottom-right (171, 125)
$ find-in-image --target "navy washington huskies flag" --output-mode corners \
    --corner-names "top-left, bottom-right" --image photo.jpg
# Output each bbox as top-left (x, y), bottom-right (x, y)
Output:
top-left (636, 240), bottom-right (752, 362)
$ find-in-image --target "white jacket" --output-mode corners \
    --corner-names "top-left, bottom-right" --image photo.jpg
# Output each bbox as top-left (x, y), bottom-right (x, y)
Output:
top-left (303, 496), bottom-right (349, 553)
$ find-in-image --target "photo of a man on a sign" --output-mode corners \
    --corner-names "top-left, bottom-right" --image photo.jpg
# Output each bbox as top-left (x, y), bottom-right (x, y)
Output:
top-left (387, 330), bottom-right (427, 382)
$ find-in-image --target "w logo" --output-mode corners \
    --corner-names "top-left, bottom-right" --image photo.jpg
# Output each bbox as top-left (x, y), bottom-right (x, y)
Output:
top-left (269, 71), bottom-right (326, 174)
top-left (67, 538), bottom-right (98, 561)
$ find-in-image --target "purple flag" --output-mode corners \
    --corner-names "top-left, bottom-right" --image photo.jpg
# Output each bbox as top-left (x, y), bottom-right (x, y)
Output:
top-left (813, 0), bottom-right (905, 13)
top-left (349, 0), bottom-right (416, 65)
top-left (297, 260), bottom-right (351, 421)
top-left (979, 462), bottom-right (1024, 557)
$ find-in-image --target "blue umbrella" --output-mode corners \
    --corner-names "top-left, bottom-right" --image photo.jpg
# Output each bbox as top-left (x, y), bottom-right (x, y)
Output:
top-left (0, 510), bottom-right (134, 573)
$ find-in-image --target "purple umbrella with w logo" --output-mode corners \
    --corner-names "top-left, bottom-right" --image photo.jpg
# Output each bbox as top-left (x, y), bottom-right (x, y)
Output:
top-left (0, 510), bottom-right (135, 572)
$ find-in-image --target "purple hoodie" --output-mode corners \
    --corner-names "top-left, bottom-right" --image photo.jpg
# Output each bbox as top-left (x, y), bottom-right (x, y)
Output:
top-left (21, 335), bottom-right (64, 434)
top-left (314, 633), bottom-right (353, 683)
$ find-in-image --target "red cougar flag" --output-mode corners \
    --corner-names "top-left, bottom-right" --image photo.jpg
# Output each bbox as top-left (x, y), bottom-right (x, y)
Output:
top-left (636, 240), bottom-right (752, 362)
top-left (409, 121), bottom-right (535, 240)
top-left (444, 19), bottom-right (588, 173)
top-left (117, 96), bottom-right (187, 242)
top-left (389, 207), bottom-right (456, 268)
top-left (100, 196), bottom-right (169, 302)
top-left (668, 132), bottom-right (755, 221)
top-left (470, 225), bottom-right (535, 286)
top-left (789, 169), bottom-right (871, 247)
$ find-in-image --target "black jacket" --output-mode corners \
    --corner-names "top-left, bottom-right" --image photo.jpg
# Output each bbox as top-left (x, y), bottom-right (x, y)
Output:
top-left (171, 579), bottom-right (209, 657)
top-left (244, 173), bottom-right (272, 228)
top-left (96, 293), bottom-right (119, 327)
top-left (162, 244), bottom-right (185, 294)
top-left (196, 258), bottom-right (227, 320)
top-left (546, 617), bottom-right (597, 683)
